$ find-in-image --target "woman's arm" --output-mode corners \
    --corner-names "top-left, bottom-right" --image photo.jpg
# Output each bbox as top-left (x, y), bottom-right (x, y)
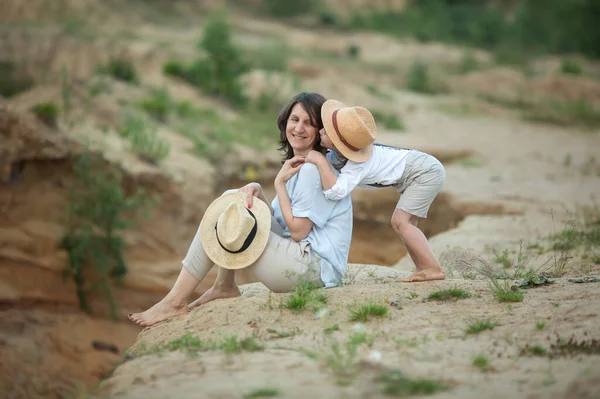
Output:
top-left (274, 157), bottom-right (313, 242)
top-left (305, 150), bottom-right (338, 190)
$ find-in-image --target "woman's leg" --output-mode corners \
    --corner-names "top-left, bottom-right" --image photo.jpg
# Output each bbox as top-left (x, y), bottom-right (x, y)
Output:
top-left (249, 232), bottom-right (322, 293)
top-left (188, 215), bottom-right (290, 308)
top-left (391, 209), bottom-right (445, 282)
top-left (188, 267), bottom-right (240, 308)
top-left (128, 267), bottom-right (199, 326)
top-left (128, 215), bottom-right (217, 325)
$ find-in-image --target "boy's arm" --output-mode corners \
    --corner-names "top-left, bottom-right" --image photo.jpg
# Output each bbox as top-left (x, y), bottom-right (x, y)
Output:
top-left (305, 151), bottom-right (338, 190)
top-left (305, 150), bottom-right (364, 201)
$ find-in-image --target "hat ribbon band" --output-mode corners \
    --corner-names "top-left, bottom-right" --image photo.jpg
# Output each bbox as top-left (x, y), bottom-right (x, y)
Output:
top-left (215, 208), bottom-right (258, 254)
top-left (332, 109), bottom-right (361, 152)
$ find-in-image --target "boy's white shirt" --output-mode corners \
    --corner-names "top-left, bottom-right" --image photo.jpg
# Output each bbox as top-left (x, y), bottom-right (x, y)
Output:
top-left (324, 145), bottom-right (412, 201)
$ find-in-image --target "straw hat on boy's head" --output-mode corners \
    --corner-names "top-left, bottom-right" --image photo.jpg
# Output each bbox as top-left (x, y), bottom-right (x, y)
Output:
top-left (200, 192), bottom-right (271, 270)
top-left (321, 99), bottom-right (377, 163)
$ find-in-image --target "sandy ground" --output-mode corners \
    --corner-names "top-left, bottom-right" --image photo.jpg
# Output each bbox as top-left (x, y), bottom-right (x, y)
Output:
top-left (95, 267), bottom-right (600, 399)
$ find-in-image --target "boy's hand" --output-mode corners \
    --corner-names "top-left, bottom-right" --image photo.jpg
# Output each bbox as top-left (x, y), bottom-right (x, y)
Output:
top-left (305, 150), bottom-right (326, 165)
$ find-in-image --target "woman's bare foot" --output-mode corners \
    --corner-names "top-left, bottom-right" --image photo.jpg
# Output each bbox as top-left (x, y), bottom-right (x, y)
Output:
top-left (402, 268), bottom-right (446, 282)
top-left (128, 299), bottom-right (188, 327)
top-left (188, 285), bottom-right (241, 309)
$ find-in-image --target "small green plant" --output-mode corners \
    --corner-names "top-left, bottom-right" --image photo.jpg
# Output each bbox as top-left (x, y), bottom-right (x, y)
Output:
top-left (167, 333), bottom-right (205, 353)
top-left (492, 281), bottom-right (525, 303)
top-left (0, 61), bottom-right (33, 97)
top-left (284, 277), bottom-right (328, 313)
top-left (347, 44), bottom-right (360, 59)
top-left (560, 58), bottom-right (582, 76)
top-left (31, 101), bottom-right (59, 128)
top-left (320, 333), bottom-right (368, 386)
top-left (458, 51), bottom-right (478, 74)
top-left (163, 10), bottom-right (247, 106)
top-left (99, 57), bottom-right (139, 84)
top-left (348, 300), bottom-right (388, 322)
top-left (62, 151), bottom-right (157, 318)
top-left (492, 249), bottom-right (512, 268)
top-left (371, 110), bottom-right (405, 131)
top-left (138, 87), bottom-right (172, 122)
top-left (406, 61), bottom-right (434, 94)
top-left (118, 111), bottom-right (171, 164)
top-left (221, 335), bottom-right (264, 354)
top-left (244, 387), bottom-right (280, 398)
top-left (378, 369), bottom-right (448, 396)
top-left (265, 0), bottom-right (317, 17)
top-left (408, 292), bottom-right (419, 300)
top-left (324, 324), bottom-right (340, 334)
top-left (472, 354), bottom-right (490, 372)
top-left (466, 319), bottom-right (496, 335)
top-left (536, 321), bottom-right (546, 330)
top-left (284, 294), bottom-right (309, 312)
top-left (523, 345), bottom-right (547, 356)
top-left (426, 287), bottom-right (471, 302)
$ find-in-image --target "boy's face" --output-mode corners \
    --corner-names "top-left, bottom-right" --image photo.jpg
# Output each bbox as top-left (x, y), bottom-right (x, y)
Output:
top-left (319, 127), bottom-right (335, 150)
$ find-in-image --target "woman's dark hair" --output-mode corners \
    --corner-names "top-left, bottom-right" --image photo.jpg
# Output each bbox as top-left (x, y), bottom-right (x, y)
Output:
top-left (277, 92), bottom-right (327, 164)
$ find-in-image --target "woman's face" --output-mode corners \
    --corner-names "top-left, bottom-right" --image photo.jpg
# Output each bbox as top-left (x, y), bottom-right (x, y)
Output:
top-left (285, 103), bottom-right (319, 156)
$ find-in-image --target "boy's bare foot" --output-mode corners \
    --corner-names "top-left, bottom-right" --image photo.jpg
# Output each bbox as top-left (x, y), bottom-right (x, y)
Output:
top-left (128, 300), bottom-right (187, 327)
top-left (188, 285), bottom-right (241, 309)
top-left (403, 268), bottom-right (446, 282)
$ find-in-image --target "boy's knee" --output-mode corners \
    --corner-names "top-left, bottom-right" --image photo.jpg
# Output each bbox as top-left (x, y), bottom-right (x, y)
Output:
top-left (391, 212), bottom-right (417, 233)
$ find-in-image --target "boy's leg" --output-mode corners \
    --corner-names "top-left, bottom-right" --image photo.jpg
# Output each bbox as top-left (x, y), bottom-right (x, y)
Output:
top-left (393, 152), bottom-right (446, 282)
top-left (391, 209), bottom-right (445, 282)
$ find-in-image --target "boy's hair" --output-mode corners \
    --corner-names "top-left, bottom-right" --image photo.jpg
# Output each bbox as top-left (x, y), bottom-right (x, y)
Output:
top-left (277, 92), bottom-right (327, 164)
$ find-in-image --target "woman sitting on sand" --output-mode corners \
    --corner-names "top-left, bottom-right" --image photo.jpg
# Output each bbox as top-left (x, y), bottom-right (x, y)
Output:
top-left (129, 92), bottom-right (353, 327)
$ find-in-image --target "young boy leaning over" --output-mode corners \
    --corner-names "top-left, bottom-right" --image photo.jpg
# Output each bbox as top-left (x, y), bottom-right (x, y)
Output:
top-left (305, 99), bottom-right (446, 282)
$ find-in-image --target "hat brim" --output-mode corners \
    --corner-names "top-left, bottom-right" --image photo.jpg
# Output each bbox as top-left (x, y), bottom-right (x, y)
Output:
top-left (322, 99), bottom-right (373, 163)
top-left (199, 192), bottom-right (271, 270)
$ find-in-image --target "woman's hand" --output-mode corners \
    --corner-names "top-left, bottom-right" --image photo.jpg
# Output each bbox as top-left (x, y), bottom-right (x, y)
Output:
top-left (239, 182), bottom-right (261, 208)
top-left (275, 156), bottom-right (305, 186)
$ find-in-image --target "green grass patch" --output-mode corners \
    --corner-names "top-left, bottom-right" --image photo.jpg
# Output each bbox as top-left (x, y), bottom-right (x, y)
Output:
top-left (525, 345), bottom-right (547, 356)
top-left (560, 58), bottom-right (583, 76)
top-left (472, 354), bottom-right (490, 372)
top-left (426, 287), bottom-right (472, 302)
top-left (0, 61), bottom-right (34, 98)
top-left (466, 319), bottom-right (496, 335)
top-left (31, 101), bottom-right (59, 128)
top-left (283, 278), bottom-right (328, 313)
top-left (371, 110), bottom-right (405, 131)
top-left (405, 61), bottom-right (436, 94)
top-left (244, 387), bottom-right (280, 398)
top-left (348, 299), bottom-right (388, 322)
top-left (98, 57), bottom-right (139, 84)
top-left (324, 324), bottom-right (340, 334)
top-left (133, 333), bottom-right (264, 358)
top-left (378, 369), bottom-right (448, 396)
top-left (118, 111), bottom-right (170, 164)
